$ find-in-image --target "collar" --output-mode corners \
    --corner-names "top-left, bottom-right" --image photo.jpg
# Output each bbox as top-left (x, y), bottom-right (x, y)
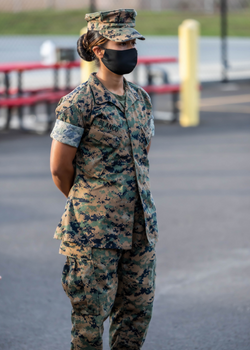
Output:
top-left (88, 73), bottom-right (139, 111)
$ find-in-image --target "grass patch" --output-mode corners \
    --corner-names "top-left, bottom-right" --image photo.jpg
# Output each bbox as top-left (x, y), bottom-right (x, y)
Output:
top-left (0, 9), bottom-right (88, 35)
top-left (136, 10), bottom-right (250, 36)
top-left (0, 9), bottom-right (249, 36)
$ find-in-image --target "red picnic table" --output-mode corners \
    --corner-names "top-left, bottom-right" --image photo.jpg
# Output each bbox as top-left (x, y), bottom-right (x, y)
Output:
top-left (0, 61), bottom-right (80, 97)
top-left (0, 56), bottom-right (178, 130)
top-left (138, 57), bottom-right (177, 64)
top-left (0, 56), bottom-right (177, 73)
top-left (0, 57), bottom-right (177, 95)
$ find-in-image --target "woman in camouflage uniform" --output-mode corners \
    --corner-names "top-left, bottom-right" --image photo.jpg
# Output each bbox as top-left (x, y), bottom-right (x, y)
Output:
top-left (50, 8), bottom-right (158, 350)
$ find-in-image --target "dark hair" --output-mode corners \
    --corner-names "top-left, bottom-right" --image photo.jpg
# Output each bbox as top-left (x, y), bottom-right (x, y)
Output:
top-left (77, 30), bottom-right (108, 66)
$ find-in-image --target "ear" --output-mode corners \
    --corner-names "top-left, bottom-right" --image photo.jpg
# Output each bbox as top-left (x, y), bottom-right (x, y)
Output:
top-left (92, 46), bottom-right (105, 59)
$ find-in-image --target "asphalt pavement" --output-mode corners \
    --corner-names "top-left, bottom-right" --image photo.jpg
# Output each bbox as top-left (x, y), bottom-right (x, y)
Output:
top-left (0, 82), bottom-right (250, 350)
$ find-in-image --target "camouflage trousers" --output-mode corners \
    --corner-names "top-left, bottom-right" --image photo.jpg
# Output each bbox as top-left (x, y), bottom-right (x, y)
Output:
top-left (61, 198), bottom-right (156, 350)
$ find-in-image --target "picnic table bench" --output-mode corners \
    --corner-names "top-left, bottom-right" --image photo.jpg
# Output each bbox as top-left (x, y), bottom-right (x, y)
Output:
top-left (0, 61), bottom-right (79, 130)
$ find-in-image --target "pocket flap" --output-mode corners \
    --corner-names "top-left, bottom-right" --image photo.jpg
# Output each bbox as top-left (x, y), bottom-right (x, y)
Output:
top-left (89, 128), bottom-right (121, 148)
top-left (59, 241), bottom-right (92, 259)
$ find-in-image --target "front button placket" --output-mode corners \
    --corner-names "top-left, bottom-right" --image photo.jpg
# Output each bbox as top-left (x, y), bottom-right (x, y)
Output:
top-left (124, 90), bottom-right (151, 244)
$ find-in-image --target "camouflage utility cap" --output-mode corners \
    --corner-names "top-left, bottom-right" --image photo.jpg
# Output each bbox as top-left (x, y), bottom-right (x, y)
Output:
top-left (85, 8), bottom-right (145, 42)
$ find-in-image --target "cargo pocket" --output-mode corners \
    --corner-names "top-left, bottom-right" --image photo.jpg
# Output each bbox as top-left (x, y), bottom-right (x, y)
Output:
top-left (61, 254), bottom-right (100, 316)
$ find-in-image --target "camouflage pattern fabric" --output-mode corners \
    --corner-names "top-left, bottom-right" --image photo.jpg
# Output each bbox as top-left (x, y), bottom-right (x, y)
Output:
top-left (61, 196), bottom-right (156, 350)
top-left (150, 116), bottom-right (155, 136)
top-left (51, 119), bottom-right (84, 148)
top-left (50, 72), bottom-right (158, 250)
top-left (85, 9), bottom-right (145, 42)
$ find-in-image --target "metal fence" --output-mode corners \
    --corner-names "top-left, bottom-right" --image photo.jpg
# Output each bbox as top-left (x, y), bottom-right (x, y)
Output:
top-left (0, 0), bottom-right (249, 84)
top-left (141, 0), bottom-right (250, 12)
top-left (0, 0), bottom-right (249, 12)
top-left (0, 0), bottom-right (249, 131)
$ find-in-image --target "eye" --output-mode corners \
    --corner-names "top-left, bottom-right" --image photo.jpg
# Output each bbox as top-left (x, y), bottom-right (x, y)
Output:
top-left (117, 41), bottom-right (136, 48)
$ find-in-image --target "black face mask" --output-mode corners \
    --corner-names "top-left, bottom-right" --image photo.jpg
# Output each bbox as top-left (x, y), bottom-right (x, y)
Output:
top-left (101, 48), bottom-right (138, 75)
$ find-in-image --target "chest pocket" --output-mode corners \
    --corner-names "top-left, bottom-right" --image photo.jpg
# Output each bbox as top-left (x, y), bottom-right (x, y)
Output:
top-left (82, 127), bottom-right (122, 178)
top-left (87, 127), bottom-right (121, 149)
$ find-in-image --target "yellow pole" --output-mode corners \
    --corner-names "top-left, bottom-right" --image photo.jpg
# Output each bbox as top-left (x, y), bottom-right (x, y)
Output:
top-left (178, 20), bottom-right (200, 127)
top-left (80, 26), bottom-right (97, 83)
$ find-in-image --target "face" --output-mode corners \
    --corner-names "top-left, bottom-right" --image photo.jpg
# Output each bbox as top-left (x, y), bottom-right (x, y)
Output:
top-left (92, 39), bottom-right (137, 75)
top-left (105, 39), bottom-right (137, 51)
top-left (92, 39), bottom-right (136, 62)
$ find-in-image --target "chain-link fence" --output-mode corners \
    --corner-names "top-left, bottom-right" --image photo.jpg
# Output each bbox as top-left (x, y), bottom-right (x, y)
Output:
top-left (0, 0), bottom-right (249, 130)
top-left (0, 0), bottom-right (250, 12)
top-left (0, 0), bottom-right (249, 84)
top-left (140, 0), bottom-right (250, 12)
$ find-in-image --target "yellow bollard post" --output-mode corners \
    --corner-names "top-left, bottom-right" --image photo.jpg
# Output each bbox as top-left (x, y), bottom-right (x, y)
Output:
top-left (80, 26), bottom-right (97, 83)
top-left (178, 20), bottom-right (200, 127)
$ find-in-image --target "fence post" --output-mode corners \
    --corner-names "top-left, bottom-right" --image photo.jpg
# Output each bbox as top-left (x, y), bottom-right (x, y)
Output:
top-left (220, 0), bottom-right (228, 82)
top-left (80, 26), bottom-right (97, 83)
top-left (90, 0), bottom-right (96, 12)
top-left (178, 19), bottom-right (200, 127)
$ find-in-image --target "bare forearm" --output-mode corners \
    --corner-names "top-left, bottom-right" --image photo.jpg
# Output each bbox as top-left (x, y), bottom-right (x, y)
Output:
top-left (52, 167), bottom-right (75, 198)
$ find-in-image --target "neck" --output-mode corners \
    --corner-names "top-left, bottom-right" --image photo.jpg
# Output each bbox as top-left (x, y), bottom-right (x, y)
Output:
top-left (96, 67), bottom-right (124, 96)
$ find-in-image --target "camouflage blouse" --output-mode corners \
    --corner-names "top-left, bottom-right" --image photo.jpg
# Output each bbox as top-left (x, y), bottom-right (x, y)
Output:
top-left (50, 73), bottom-right (158, 250)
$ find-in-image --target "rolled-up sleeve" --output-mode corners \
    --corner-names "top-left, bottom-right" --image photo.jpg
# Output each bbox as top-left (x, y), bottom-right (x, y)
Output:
top-left (149, 114), bottom-right (155, 137)
top-left (50, 119), bottom-right (84, 148)
top-left (50, 97), bottom-right (85, 148)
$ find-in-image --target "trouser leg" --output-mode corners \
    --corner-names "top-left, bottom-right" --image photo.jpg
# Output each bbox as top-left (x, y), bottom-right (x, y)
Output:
top-left (109, 202), bottom-right (156, 350)
top-left (62, 248), bottom-right (121, 350)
